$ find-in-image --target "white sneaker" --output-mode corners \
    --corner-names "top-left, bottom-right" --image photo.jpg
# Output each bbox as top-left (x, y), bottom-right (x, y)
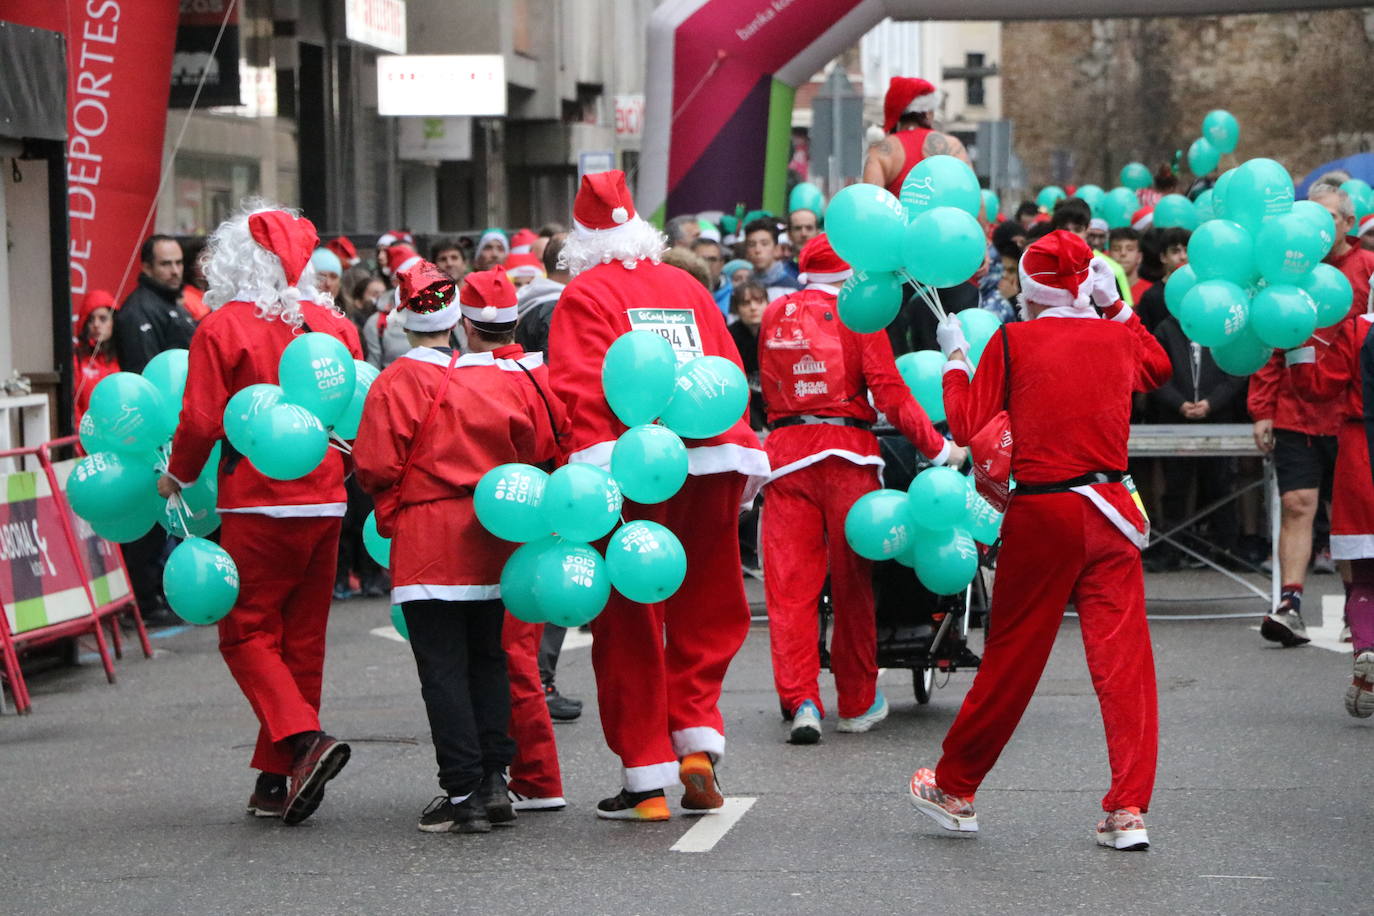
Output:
top-left (788, 700), bottom-right (821, 744)
top-left (508, 790), bottom-right (566, 811)
top-left (1095, 809), bottom-right (1150, 851)
top-left (1346, 651), bottom-right (1374, 719)
top-left (836, 692), bottom-right (889, 733)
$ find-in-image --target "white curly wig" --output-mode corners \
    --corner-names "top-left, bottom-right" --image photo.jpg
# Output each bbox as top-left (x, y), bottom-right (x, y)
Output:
top-left (558, 215), bottom-right (669, 277)
top-left (201, 199), bottom-right (338, 329)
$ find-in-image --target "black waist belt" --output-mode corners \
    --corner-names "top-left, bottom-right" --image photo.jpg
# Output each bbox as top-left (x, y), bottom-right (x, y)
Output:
top-left (1015, 471), bottom-right (1124, 496)
top-left (771, 415), bottom-right (872, 431)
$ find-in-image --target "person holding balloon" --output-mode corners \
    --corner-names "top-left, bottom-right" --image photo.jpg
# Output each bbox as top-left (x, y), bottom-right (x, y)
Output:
top-left (908, 229), bottom-right (1171, 851)
top-left (156, 205), bottom-right (363, 825)
top-left (757, 234), bottom-right (965, 745)
top-left (353, 264), bottom-right (569, 834)
top-left (547, 170), bottom-right (770, 821)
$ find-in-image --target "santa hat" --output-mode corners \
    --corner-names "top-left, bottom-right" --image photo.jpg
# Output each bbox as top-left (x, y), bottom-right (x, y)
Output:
top-left (1088, 217), bottom-right (1109, 233)
top-left (476, 228), bottom-right (509, 260)
top-left (1131, 206), bottom-right (1155, 231)
top-left (574, 170), bottom-right (637, 233)
top-left (325, 235), bottom-right (359, 267)
top-left (396, 259), bottom-right (460, 332)
top-left (386, 244), bottom-right (423, 278)
top-left (78, 288), bottom-right (117, 327)
top-left (883, 77), bottom-right (940, 134)
top-left (505, 252), bottom-right (546, 282)
top-left (798, 234), bottom-right (853, 286)
top-left (459, 267), bottom-right (519, 327)
top-left (310, 247), bottom-right (342, 277)
top-left (509, 228), bottom-right (538, 254)
top-left (1018, 229), bottom-right (1094, 310)
top-left (248, 210), bottom-right (318, 286)
top-left (376, 229), bottom-right (414, 250)
top-left (1357, 214), bottom-right (1374, 238)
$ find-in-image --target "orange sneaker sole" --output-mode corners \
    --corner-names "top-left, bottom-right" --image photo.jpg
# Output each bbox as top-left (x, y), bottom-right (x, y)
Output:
top-left (680, 754), bottom-right (724, 810)
top-left (596, 795), bottom-right (671, 821)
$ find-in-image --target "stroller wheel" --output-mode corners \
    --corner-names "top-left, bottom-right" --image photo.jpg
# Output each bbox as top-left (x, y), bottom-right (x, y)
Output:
top-left (912, 666), bottom-right (934, 705)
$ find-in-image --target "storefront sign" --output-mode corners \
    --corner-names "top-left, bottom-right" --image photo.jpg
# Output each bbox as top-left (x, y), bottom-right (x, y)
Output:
top-left (346, 0), bottom-right (407, 55)
top-left (615, 94), bottom-right (645, 139)
top-left (398, 117), bottom-right (473, 161)
top-left (170, 0), bottom-right (241, 109)
top-left (378, 55), bottom-right (506, 117)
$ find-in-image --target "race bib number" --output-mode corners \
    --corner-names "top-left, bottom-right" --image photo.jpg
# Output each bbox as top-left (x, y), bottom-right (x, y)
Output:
top-left (627, 308), bottom-right (704, 365)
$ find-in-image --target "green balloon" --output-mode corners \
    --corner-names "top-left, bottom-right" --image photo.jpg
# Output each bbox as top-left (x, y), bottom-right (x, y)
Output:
top-left (77, 412), bottom-right (117, 457)
top-left (1188, 137), bottom-right (1221, 176)
top-left (223, 383), bottom-right (284, 454)
top-left (1153, 194), bottom-right (1199, 230)
top-left (957, 308), bottom-right (1002, 366)
top-left (332, 359), bottom-right (379, 439)
top-left (160, 469), bottom-right (220, 539)
top-left (1179, 279), bottom-right (1250, 348)
top-left (907, 466), bottom-right (970, 531)
top-left (1210, 325), bottom-right (1273, 376)
top-left (390, 604), bottom-right (409, 640)
top-left (142, 349), bottom-right (189, 430)
top-left (825, 183), bottom-right (907, 272)
top-left (1341, 180), bottom-right (1374, 219)
top-left (1255, 212), bottom-right (1328, 284)
top-left (543, 463), bottom-right (623, 542)
top-left (981, 189), bottom-right (1001, 220)
top-left (895, 350), bottom-right (947, 424)
top-left (661, 356), bottom-right (749, 440)
top-left (1120, 162), bottom-right (1152, 191)
top-left (244, 403), bottom-right (329, 480)
top-left (611, 425), bottom-right (688, 505)
top-left (1249, 284), bottom-right (1317, 349)
top-left (789, 182), bottom-right (825, 216)
top-left (1203, 109), bottom-right (1240, 154)
top-left (1302, 263), bottom-right (1354, 328)
top-left (501, 537), bottom-right (557, 624)
top-left (605, 520), bottom-right (687, 604)
top-left (838, 271), bottom-right (903, 333)
top-left (1212, 168), bottom-right (1238, 220)
top-left (902, 206), bottom-right (985, 288)
top-left (87, 372), bottom-right (172, 454)
top-left (844, 488), bottom-right (914, 561)
top-left (1223, 158), bottom-right (1293, 234)
top-left (1193, 189), bottom-right (1216, 222)
top-left (1187, 219), bottom-right (1255, 285)
top-left (1036, 186), bottom-right (1066, 210)
top-left (163, 537), bottom-right (239, 625)
top-left (965, 489), bottom-right (1004, 546)
top-left (531, 540), bottom-right (611, 628)
top-left (1164, 264), bottom-right (1198, 318)
top-left (602, 331), bottom-right (678, 427)
top-left (475, 463), bottom-right (550, 541)
top-left (912, 527), bottom-right (979, 595)
top-left (1101, 187), bottom-right (1140, 229)
top-left (66, 451), bottom-right (158, 522)
top-left (902, 155), bottom-right (982, 219)
top-left (1076, 185), bottom-right (1105, 214)
top-left (279, 332), bottom-right (356, 428)
top-left (88, 504), bottom-right (161, 544)
top-left (363, 510), bottom-right (390, 566)
top-left (1292, 200), bottom-right (1337, 255)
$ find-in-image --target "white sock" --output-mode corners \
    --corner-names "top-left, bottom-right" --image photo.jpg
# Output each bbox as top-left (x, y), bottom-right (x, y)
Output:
top-left (449, 793), bottom-right (471, 805)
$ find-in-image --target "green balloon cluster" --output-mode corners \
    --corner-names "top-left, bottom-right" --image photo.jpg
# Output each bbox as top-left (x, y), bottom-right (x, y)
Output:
top-left (839, 271), bottom-right (904, 333)
top-left (661, 356), bottom-right (750, 440)
top-left (162, 537), bottom-right (239, 625)
top-left (843, 489), bottom-right (915, 561)
top-left (363, 510), bottom-right (391, 566)
top-left (1100, 187), bottom-right (1140, 229)
top-left (1120, 162), bottom-right (1152, 191)
top-left (901, 155), bottom-right (982, 219)
top-left (1036, 186), bottom-right (1066, 211)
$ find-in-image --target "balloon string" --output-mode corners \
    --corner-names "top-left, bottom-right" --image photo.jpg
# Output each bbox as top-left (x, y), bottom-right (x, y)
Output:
top-left (328, 432), bottom-right (353, 455)
top-left (169, 492), bottom-right (192, 534)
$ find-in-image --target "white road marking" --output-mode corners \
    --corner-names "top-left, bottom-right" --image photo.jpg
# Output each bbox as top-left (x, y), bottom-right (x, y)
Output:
top-left (370, 625), bottom-right (407, 643)
top-left (1199, 875), bottom-right (1277, 881)
top-left (561, 629), bottom-right (593, 651)
top-left (670, 797), bottom-right (757, 853)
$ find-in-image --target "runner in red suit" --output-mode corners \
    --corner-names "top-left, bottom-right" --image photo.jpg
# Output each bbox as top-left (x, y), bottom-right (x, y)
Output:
top-left (354, 264), bottom-right (569, 832)
top-left (547, 171), bottom-right (770, 821)
top-left (1287, 312), bottom-right (1374, 717)
top-left (758, 234), bottom-right (963, 744)
top-left (159, 207), bottom-right (362, 825)
top-left (906, 230), bottom-right (1172, 851)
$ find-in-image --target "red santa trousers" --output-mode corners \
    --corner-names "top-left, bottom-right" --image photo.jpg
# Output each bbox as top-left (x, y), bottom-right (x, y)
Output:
top-left (502, 614), bottom-right (563, 798)
top-left (217, 514), bottom-right (341, 775)
top-left (762, 457), bottom-right (880, 720)
top-left (590, 472), bottom-right (751, 792)
top-left (934, 492), bottom-right (1158, 813)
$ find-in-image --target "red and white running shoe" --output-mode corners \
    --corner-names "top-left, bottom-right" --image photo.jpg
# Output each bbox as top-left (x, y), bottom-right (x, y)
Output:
top-left (907, 767), bottom-right (977, 833)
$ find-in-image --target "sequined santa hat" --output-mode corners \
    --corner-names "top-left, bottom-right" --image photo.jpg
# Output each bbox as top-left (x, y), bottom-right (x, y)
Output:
top-left (396, 259), bottom-right (460, 331)
top-left (797, 234), bottom-right (853, 286)
top-left (459, 267), bottom-right (519, 328)
top-left (1018, 229), bottom-right (1095, 311)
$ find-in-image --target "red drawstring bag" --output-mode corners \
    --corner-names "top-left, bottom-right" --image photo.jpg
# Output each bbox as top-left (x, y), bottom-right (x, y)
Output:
top-left (969, 326), bottom-right (1013, 513)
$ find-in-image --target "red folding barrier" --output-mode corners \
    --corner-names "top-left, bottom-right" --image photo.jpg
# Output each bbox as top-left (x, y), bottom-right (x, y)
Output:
top-left (0, 436), bottom-right (151, 714)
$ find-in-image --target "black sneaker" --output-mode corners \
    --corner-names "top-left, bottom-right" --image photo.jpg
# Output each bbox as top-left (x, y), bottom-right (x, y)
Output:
top-left (545, 685), bottom-right (583, 721)
top-left (595, 788), bottom-right (670, 821)
top-left (482, 771), bottom-right (516, 826)
top-left (246, 773), bottom-right (287, 818)
top-left (418, 796), bottom-right (461, 833)
top-left (417, 795), bottom-right (491, 834)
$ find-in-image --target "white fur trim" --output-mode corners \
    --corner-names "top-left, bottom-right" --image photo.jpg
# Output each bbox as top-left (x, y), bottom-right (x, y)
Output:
top-left (477, 230), bottom-right (508, 255)
top-left (1019, 259), bottom-right (1093, 310)
top-left (219, 503), bottom-right (347, 518)
top-left (1132, 212), bottom-right (1154, 231)
top-left (1110, 304), bottom-right (1135, 323)
top-left (560, 216), bottom-right (668, 276)
top-left (401, 348), bottom-right (543, 371)
top-left (767, 449), bottom-right (884, 483)
top-left (942, 359), bottom-right (973, 378)
top-left (395, 255), bottom-right (422, 274)
top-left (804, 281), bottom-right (844, 294)
top-left (612, 206), bottom-right (630, 224)
top-left (569, 439), bottom-right (769, 509)
top-left (1070, 485), bottom-right (1149, 549)
top-left (1330, 534), bottom-right (1374, 560)
top-left (399, 301), bottom-right (461, 332)
top-left (622, 761), bottom-right (679, 793)
top-left (511, 244), bottom-right (533, 254)
top-left (1284, 346), bottom-right (1316, 366)
top-left (801, 270), bottom-right (853, 285)
top-left (1036, 306), bottom-right (1102, 320)
top-left (459, 303), bottom-right (519, 324)
top-left (392, 583), bottom-right (501, 603)
top-left (904, 91), bottom-right (940, 114)
top-left (671, 726), bottom-right (725, 762)
top-left (931, 439), bottom-right (953, 467)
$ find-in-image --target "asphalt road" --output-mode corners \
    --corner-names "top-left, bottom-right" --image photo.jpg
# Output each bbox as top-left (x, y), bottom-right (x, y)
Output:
top-left (2, 569), bottom-right (1369, 916)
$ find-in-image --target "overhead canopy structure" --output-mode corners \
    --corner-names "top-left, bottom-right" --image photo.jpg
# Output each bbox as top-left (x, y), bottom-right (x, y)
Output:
top-left (641, 0), bottom-right (1357, 222)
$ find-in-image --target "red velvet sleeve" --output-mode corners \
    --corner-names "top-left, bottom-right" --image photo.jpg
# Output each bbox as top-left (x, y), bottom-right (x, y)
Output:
top-left (1288, 320), bottom-right (1353, 404)
top-left (167, 323), bottom-right (232, 485)
top-left (1121, 310), bottom-right (1172, 392)
top-left (943, 332), bottom-right (1007, 447)
top-left (856, 328), bottom-right (947, 461)
top-left (351, 367), bottom-right (412, 497)
top-left (1247, 351), bottom-right (1282, 422)
top-left (545, 284), bottom-right (625, 458)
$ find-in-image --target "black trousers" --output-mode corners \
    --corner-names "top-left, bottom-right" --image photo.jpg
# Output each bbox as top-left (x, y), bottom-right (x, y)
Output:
top-left (402, 598), bottom-right (515, 796)
top-left (538, 624), bottom-right (565, 688)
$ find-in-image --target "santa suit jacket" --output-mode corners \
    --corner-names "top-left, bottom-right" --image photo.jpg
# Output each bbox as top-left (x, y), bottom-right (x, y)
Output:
top-left (167, 300), bottom-right (363, 515)
top-left (943, 307), bottom-right (1172, 546)
top-left (759, 284), bottom-right (950, 482)
top-left (547, 258), bottom-right (769, 498)
top-left (352, 345), bottom-right (568, 602)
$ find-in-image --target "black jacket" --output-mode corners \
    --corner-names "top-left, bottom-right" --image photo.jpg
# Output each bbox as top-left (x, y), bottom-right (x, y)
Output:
top-left (1148, 316), bottom-right (1246, 423)
top-left (115, 275), bottom-right (197, 373)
